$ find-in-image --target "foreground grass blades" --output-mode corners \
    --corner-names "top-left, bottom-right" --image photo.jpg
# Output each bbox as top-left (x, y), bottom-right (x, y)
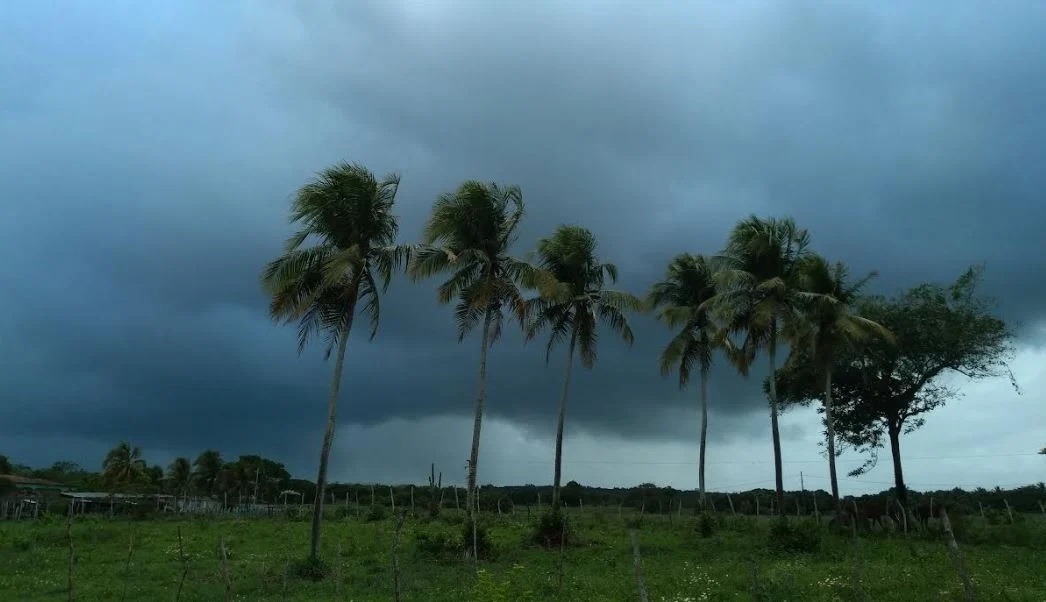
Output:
top-left (1, 509), bottom-right (1044, 601)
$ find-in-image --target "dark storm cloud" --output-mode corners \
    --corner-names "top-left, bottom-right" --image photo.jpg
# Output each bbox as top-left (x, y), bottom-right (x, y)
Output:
top-left (2, 1), bottom-right (1044, 475)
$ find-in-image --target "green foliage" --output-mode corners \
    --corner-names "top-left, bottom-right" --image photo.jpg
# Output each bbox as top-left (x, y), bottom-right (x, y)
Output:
top-left (364, 505), bottom-right (388, 522)
top-left (413, 524), bottom-right (463, 559)
top-left (767, 517), bottom-right (821, 553)
top-left (649, 253), bottom-right (719, 387)
top-left (288, 555), bottom-right (330, 581)
top-left (696, 512), bottom-right (716, 538)
top-left (532, 509), bottom-right (570, 548)
top-left (470, 568), bottom-right (515, 602)
top-left (102, 441), bottom-right (147, 489)
top-left (0, 455), bottom-right (11, 474)
top-left (462, 518), bottom-right (494, 560)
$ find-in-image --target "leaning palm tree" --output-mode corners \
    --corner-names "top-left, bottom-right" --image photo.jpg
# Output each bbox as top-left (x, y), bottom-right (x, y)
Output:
top-left (262, 161), bottom-right (407, 562)
top-left (786, 255), bottom-right (893, 506)
top-left (102, 441), bottom-right (147, 489)
top-left (648, 253), bottom-right (719, 510)
top-left (525, 225), bottom-right (641, 509)
top-left (409, 181), bottom-right (544, 547)
top-left (710, 215), bottom-right (811, 510)
top-left (166, 457), bottom-right (193, 501)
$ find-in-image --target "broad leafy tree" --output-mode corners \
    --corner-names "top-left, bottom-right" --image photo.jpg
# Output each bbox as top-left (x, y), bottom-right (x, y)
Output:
top-left (648, 253), bottom-right (719, 509)
top-left (0, 455), bottom-right (11, 474)
top-left (710, 216), bottom-right (811, 509)
top-left (776, 267), bottom-right (1014, 505)
top-left (102, 441), bottom-right (147, 488)
top-left (410, 181), bottom-right (545, 548)
top-left (526, 225), bottom-right (640, 508)
top-left (783, 255), bottom-right (892, 506)
top-left (262, 162), bottom-right (407, 562)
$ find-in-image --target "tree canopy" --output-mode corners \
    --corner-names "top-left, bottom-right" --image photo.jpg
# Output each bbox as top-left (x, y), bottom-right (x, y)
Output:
top-left (775, 266), bottom-right (1015, 501)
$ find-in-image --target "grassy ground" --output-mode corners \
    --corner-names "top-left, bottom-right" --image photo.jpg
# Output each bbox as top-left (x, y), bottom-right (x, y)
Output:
top-left (1, 507), bottom-right (1044, 600)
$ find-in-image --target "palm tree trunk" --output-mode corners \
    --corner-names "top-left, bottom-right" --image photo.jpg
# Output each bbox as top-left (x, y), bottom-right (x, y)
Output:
top-left (551, 329), bottom-right (578, 510)
top-left (823, 368), bottom-right (840, 507)
top-left (888, 423), bottom-right (907, 506)
top-left (308, 290), bottom-right (358, 561)
top-left (698, 366), bottom-right (709, 512)
top-left (465, 309), bottom-right (495, 535)
top-left (767, 329), bottom-right (784, 510)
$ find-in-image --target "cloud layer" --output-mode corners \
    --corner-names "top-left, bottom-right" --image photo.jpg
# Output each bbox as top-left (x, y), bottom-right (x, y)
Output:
top-left (2, 1), bottom-right (1043, 489)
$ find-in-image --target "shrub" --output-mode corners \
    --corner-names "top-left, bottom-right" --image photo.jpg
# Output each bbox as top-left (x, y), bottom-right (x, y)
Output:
top-left (696, 512), bottom-right (716, 538)
top-left (439, 511), bottom-right (465, 526)
top-left (461, 518), bottom-right (494, 559)
top-left (288, 556), bottom-right (329, 581)
top-left (767, 517), bottom-right (821, 553)
top-left (471, 569), bottom-right (514, 602)
top-left (532, 509), bottom-right (569, 548)
top-left (364, 505), bottom-right (388, 523)
top-left (414, 524), bottom-right (463, 559)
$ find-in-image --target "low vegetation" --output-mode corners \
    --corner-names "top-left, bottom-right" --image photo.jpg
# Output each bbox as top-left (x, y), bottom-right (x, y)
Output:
top-left (2, 507), bottom-right (1044, 600)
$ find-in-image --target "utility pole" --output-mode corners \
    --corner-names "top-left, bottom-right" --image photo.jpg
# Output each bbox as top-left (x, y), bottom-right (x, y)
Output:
top-left (253, 468), bottom-right (260, 504)
top-left (800, 472), bottom-right (805, 492)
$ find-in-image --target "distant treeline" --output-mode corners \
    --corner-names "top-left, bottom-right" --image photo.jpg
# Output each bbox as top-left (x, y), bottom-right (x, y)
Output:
top-left (4, 452), bottom-right (1041, 515)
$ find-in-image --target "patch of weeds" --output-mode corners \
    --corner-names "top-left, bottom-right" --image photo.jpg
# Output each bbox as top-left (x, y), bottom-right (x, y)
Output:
top-left (696, 512), bottom-right (716, 538)
top-left (767, 517), bottom-right (821, 553)
top-left (532, 509), bottom-right (570, 548)
top-left (288, 556), bottom-right (330, 581)
top-left (364, 505), bottom-right (388, 522)
top-left (414, 524), bottom-right (463, 559)
top-left (462, 518), bottom-right (494, 560)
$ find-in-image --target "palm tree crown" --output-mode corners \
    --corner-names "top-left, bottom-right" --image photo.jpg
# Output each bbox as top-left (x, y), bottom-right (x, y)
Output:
top-left (103, 441), bottom-right (146, 487)
top-left (649, 253), bottom-right (719, 386)
top-left (526, 225), bottom-right (640, 365)
top-left (262, 162), bottom-right (405, 353)
top-left (410, 180), bottom-right (547, 339)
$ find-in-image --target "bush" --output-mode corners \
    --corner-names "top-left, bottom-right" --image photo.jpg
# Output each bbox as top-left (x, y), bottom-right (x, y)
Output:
top-left (288, 556), bottom-right (329, 581)
top-left (439, 511), bottom-right (465, 526)
top-left (461, 518), bottom-right (494, 559)
top-left (364, 505), bottom-right (388, 522)
top-left (532, 509), bottom-right (570, 548)
top-left (414, 524), bottom-right (463, 559)
top-left (696, 512), bottom-right (716, 538)
top-left (767, 517), bottom-right (821, 553)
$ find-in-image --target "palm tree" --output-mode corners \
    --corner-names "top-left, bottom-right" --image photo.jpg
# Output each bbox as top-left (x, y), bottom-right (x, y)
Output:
top-left (648, 253), bottom-right (719, 510)
top-left (786, 255), bottom-right (892, 506)
top-left (262, 161), bottom-right (407, 562)
top-left (192, 450), bottom-right (223, 496)
top-left (525, 225), bottom-right (641, 509)
top-left (710, 215), bottom-right (811, 510)
top-left (102, 441), bottom-right (147, 488)
top-left (409, 181), bottom-right (545, 542)
top-left (167, 457), bottom-right (193, 500)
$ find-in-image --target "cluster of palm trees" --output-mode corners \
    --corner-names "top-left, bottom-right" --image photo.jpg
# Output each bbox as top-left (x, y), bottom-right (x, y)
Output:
top-left (262, 162), bottom-right (892, 561)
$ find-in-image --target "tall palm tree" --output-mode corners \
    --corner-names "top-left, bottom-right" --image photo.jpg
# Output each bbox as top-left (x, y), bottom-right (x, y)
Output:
top-left (102, 441), bottom-right (147, 488)
top-left (710, 215), bottom-right (811, 510)
top-left (525, 225), bottom-right (641, 509)
top-left (409, 181), bottom-right (544, 542)
top-left (166, 457), bottom-right (193, 500)
top-left (787, 255), bottom-right (892, 506)
top-left (192, 450), bottom-right (223, 496)
top-left (262, 161), bottom-right (407, 562)
top-left (648, 253), bottom-right (719, 510)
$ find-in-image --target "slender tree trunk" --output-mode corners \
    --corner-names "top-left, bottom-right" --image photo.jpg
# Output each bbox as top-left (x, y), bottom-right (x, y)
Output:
top-left (824, 368), bottom-right (840, 507)
top-left (767, 329), bottom-right (784, 510)
top-left (698, 366), bottom-right (709, 511)
top-left (888, 424), bottom-right (907, 506)
top-left (465, 309), bottom-right (494, 542)
top-left (551, 330), bottom-right (578, 510)
top-left (308, 286), bottom-right (359, 561)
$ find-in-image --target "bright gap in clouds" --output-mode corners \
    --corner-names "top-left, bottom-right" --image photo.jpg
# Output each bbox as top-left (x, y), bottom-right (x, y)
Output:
top-left (330, 343), bottom-right (1044, 492)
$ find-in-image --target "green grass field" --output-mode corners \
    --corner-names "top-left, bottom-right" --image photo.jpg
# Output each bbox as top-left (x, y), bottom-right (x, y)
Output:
top-left (2, 508), bottom-right (1044, 601)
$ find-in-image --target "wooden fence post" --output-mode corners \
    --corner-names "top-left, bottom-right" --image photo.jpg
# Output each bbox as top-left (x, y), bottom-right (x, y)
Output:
top-left (628, 530), bottom-right (649, 602)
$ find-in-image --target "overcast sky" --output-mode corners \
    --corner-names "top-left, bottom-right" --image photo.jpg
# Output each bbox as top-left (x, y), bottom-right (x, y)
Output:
top-left (2, 1), bottom-right (1043, 494)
